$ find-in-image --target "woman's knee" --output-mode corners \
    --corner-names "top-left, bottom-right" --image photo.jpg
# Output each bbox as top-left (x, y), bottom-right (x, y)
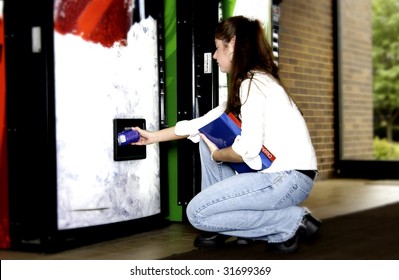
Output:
top-left (185, 200), bottom-right (196, 224)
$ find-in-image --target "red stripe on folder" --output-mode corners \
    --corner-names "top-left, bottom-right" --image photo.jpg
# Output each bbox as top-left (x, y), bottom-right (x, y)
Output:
top-left (227, 113), bottom-right (276, 162)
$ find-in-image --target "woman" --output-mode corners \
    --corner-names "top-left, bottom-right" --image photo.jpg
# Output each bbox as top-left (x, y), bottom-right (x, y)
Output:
top-left (132, 16), bottom-right (321, 254)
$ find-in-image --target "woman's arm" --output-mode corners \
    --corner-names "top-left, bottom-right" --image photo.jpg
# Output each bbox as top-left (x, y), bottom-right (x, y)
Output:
top-left (132, 126), bottom-right (188, 145)
top-left (200, 133), bottom-right (244, 163)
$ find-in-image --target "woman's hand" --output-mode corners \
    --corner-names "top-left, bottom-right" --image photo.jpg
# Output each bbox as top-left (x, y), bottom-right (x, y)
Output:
top-left (200, 133), bottom-right (243, 163)
top-left (200, 133), bottom-right (219, 154)
top-left (130, 127), bottom-right (155, 145)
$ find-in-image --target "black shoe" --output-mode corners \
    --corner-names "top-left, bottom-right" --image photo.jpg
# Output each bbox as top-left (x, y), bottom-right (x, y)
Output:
top-left (267, 226), bottom-right (304, 254)
top-left (267, 213), bottom-right (321, 254)
top-left (236, 238), bottom-right (254, 245)
top-left (194, 232), bottom-right (231, 248)
top-left (302, 213), bottom-right (321, 240)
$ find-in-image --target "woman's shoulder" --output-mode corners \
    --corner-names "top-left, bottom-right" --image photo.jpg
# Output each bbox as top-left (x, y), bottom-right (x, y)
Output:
top-left (252, 71), bottom-right (276, 82)
top-left (241, 72), bottom-right (279, 91)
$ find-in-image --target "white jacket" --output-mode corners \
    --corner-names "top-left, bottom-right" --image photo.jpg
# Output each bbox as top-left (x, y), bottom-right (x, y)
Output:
top-left (175, 72), bottom-right (317, 172)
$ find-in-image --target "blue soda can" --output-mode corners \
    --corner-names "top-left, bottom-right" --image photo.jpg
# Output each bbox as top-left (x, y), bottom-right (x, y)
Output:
top-left (117, 129), bottom-right (140, 146)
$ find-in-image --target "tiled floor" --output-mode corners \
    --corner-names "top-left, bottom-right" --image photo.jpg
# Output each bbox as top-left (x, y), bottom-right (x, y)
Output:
top-left (1, 178), bottom-right (399, 260)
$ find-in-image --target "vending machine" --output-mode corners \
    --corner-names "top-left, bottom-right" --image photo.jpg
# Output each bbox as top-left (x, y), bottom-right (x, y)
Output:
top-left (3, 0), bottom-right (168, 251)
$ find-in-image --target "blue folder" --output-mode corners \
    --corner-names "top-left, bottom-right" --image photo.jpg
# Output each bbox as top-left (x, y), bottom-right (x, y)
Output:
top-left (199, 113), bottom-right (274, 173)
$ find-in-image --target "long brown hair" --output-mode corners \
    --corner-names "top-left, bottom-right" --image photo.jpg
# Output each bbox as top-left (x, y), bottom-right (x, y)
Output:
top-left (214, 16), bottom-right (288, 118)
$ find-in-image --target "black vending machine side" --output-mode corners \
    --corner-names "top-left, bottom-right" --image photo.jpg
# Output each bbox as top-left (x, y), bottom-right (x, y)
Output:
top-left (175, 0), bottom-right (220, 219)
top-left (5, 0), bottom-right (58, 249)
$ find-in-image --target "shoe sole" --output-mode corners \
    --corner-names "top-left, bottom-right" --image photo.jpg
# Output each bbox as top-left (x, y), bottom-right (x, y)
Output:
top-left (236, 238), bottom-right (253, 245)
top-left (267, 234), bottom-right (300, 254)
top-left (193, 234), bottom-right (231, 248)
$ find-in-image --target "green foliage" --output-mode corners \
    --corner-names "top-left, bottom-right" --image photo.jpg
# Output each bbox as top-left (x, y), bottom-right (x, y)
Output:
top-left (373, 137), bottom-right (399, 159)
top-left (374, 125), bottom-right (399, 141)
top-left (372, 0), bottom-right (399, 140)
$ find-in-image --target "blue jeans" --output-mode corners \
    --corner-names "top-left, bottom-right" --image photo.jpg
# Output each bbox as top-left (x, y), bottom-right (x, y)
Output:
top-left (186, 140), bottom-right (316, 243)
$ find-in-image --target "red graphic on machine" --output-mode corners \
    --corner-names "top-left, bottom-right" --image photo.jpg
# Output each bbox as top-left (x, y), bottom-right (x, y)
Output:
top-left (54, 0), bottom-right (133, 47)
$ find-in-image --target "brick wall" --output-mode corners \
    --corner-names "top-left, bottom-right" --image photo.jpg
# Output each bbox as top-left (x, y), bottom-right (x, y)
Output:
top-left (278, 0), bottom-right (373, 180)
top-left (337, 0), bottom-right (374, 161)
top-left (278, 0), bottom-right (335, 179)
